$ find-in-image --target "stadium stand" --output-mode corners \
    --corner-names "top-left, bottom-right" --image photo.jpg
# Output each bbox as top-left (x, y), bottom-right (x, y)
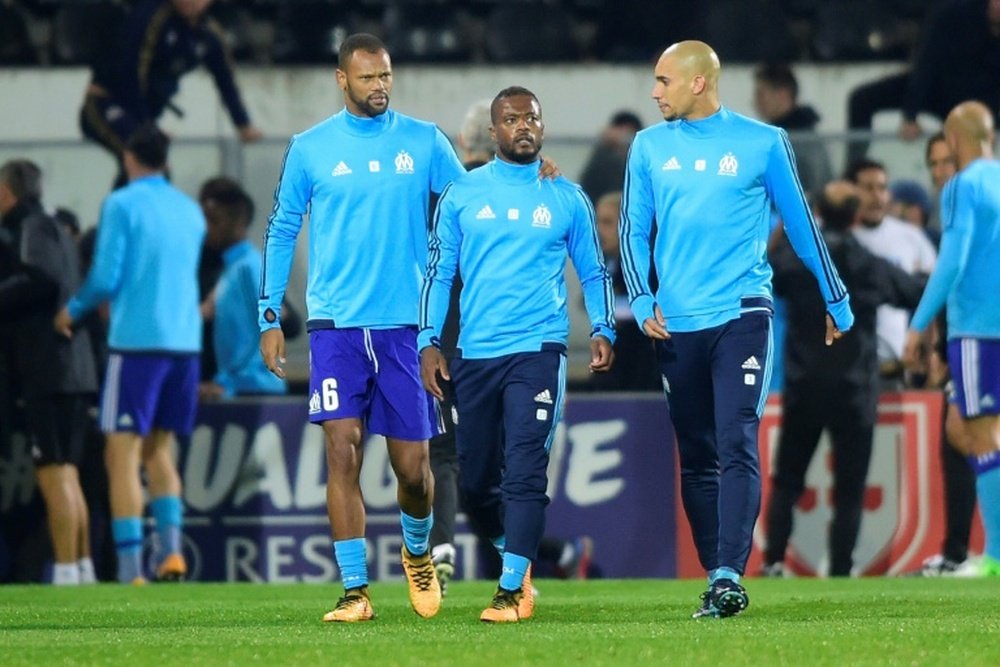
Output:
top-left (49, 1), bottom-right (126, 66)
top-left (811, 0), bottom-right (913, 61)
top-left (0, 0), bottom-right (939, 66)
top-left (0, 3), bottom-right (37, 65)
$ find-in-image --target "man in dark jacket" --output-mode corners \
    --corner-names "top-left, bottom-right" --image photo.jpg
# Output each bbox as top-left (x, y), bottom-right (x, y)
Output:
top-left (762, 179), bottom-right (926, 577)
top-left (79, 0), bottom-right (262, 182)
top-left (846, 0), bottom-right (1000, 165)
top-left (753, 63), bottom-right (832, 196)
top-left (0, 159), bottom-right (99, 584)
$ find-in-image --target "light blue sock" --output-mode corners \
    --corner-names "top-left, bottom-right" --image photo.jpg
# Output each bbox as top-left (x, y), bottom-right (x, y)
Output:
top-left (710, 566), bottom-right (741, 585)
top-left (970, 452), bottom-right (1000, 561)
top-left (333, 538), bottom-right (368, 590)
top-left (400, 510), bottom-right (432, 557)
top-left (499, 552), bottom-right (531, 592)
top-left (491, 535), bottom-right (506, 556)
top-left (150, 495), bottom-right (183, 556)
top-left (111, 517), bottom-right (143, 583)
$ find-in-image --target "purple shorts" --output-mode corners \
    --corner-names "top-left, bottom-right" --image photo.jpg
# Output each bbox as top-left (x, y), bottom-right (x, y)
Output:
top-left (948, 338), bottom-right (1000, 418)
top-left (100, 352), bottom-right (199, 436)
top-left (308, 327), bottom-right (437, 441)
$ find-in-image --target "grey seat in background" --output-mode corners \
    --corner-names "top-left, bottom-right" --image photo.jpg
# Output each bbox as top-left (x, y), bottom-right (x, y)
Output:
top-left (0, 4), bottom-right (37, 65)
top-left (271, 0), bottom-right (351, 65)
top-left (383, 1), bottom-right (470, 63)
top-left (485, 2), bottom-right (577, 63)
top-left (49, 0), bottom-right (126, 66)
top-left (700, 0), bottom-right (799, 63)
top-left (812, 0), bottom-right (911, 62)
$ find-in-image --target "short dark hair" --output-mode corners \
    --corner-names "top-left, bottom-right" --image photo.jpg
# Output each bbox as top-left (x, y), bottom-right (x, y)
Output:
top-left (125, 122), bottom-right (170, 169)
top-left (818, 189), bottom-right (860, 232)
top-left (609, 110), bottom-right (643, 133)
top-left (199, 176), bottom-right (254, 227)
top-left (338, 33), bottom-right (387, 69)
top-left (754, 62), bottom-right (799, 100)
top-left (490, 86), bottom-right (540, 124)
top-left (0, 159), bottom-right (42, 201)
top-left (925, 131), bottom-right (947, 163)
top-left (843, 157), bottom-right (886, 183)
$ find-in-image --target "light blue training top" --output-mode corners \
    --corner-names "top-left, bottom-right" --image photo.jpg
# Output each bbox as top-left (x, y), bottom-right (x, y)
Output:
top-left (259, 108), bottom-right (465, 331)
top-left (68, 174), bottom-right (204, 353)
top-left (910, 158), bottom-right (1000, 338)
top-left (620, 106), bottom-right (852, 333)
top-left (214, 240), bottom-right (286, 396)
top-left (419, 158), bottom-right (615, 358)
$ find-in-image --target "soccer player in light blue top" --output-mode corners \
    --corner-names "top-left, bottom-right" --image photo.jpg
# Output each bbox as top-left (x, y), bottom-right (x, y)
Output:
top-left (620, 41), bottom-right (854, 618)
top-left (55, 124), bottom-right (204, 585)
top-left (258, 34), bottom-right (464, 622)
top-left (199, 178), bottom-right (285, 399)
top-left (419, 86), bottom-right (614, 622)
top-left (905, 101), bottom-right (1000, 577)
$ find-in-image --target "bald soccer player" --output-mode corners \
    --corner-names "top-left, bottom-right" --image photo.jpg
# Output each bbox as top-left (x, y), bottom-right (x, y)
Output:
top-left (620, 41), bottom-right (854, 618)
top-left (905, 101), bottom-right (1000, 577)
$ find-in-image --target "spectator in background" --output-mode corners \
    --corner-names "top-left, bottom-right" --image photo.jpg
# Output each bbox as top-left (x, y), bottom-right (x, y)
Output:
top-left (847, 158), bottom-right (937, 389)
top-left (79, 0), bottom-right (263, 184)
top-left (889, 179), bottom-right (938, 246)
top-left (457, 99), bottom-right (494, 169)
top-left (55, 124), bottom-right (204, 585)
top-left (588, 190), bottom-right (659, 391)
top-left (579, 110), bottom-right (643, 205)
top-left (0, 159), bottom-right (99, 585)
top-left (197, 178), bottom-right (285, 400)
top-left (753, 63), bottom-right (833, 196)
top-left (763, 180), bottom-right (925, 577)
top-left (926, 131), bottom-right (958, 231)
top-left (197, 180), bottom-right (301, 387)
top-left (845, 0), bottom-right (1000, 165)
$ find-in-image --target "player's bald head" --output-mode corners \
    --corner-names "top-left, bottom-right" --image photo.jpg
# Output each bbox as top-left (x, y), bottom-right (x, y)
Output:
top-left (658, 41), bottom-right (721, 88)
top-left (945, 101), bottom-right (995, 145)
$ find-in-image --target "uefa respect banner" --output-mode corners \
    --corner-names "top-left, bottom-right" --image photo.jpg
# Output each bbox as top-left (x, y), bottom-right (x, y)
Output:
top-left (0, 392), bottom-right (974, 582)
top-left (173, 396), bottom-right (678, 582)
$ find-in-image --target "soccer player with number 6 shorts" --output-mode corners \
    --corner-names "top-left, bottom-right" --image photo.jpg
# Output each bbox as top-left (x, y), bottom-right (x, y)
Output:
top-left (258, 33), bottom-right (465, 622)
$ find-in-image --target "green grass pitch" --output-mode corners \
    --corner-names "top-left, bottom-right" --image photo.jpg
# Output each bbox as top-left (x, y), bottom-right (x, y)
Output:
top-left (2, 578), bottom-right (999, 666)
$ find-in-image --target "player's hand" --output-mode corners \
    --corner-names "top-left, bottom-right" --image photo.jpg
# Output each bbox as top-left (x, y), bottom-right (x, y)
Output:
top-left (260, 328), bottom-right (286, 378)
top-left (238, 124), bottom-right (264, 143)
top-left (825, 314), bottom-right (843, 346)
top-left (198, 382), bottom-right (225, 401)
top-left (589, 335), bottom-right (615, 373)
top-left (898, 119), bottom-right (922, 141)
top-left (538, 155), bottom-right (562, 180)
top-left (420, 346), bottom-right (450, 400)
top-left (53, 306), bottom-right (74, 338)
top-left (200, 292), bottom-right (216, 321)
top-left (902, 328), bottom-right (922, 367)
top-left (642, 304), bottom-right (670, 340)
